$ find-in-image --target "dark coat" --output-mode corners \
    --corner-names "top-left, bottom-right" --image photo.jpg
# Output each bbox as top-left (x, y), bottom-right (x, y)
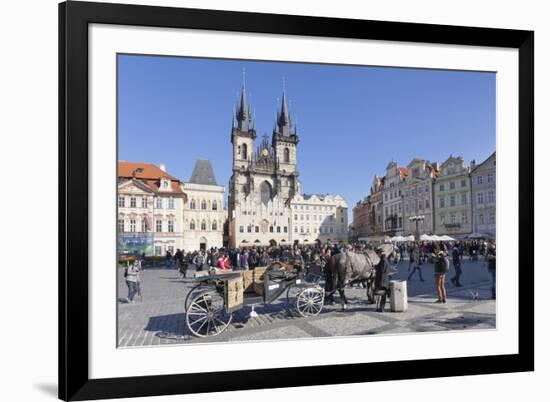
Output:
top-left (375, 255), bottom-right (390, 289)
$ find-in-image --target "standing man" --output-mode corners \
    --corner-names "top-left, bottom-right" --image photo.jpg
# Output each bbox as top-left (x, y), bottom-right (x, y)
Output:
top-left (486, 243), bottom-right (496, 299)
top-left (374, 247), bottom-right (391, 312)
top-left (450, 245), bottom-right (463, 287)
top-left (433, 250), bottom-right (449, 303)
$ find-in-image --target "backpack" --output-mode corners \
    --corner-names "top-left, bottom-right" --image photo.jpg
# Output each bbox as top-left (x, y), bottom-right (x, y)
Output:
top-left (124, 267), bottom-right (128, 278)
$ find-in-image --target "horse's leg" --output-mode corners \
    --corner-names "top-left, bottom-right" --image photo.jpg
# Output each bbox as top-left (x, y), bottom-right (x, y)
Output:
top-left (337, 274), bottom-right (348, 310)
top-left (367, 279), bottom-right (375, 304)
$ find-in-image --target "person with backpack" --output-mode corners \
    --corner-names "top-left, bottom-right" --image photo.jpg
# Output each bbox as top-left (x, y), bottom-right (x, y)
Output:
top-left (407, 245), bottom-right (425, 282)
top-left (433, 250), bottom-right (449, 303)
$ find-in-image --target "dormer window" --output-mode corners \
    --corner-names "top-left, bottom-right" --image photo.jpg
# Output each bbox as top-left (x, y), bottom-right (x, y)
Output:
top-left (160, 178), bottom-right (171, 191)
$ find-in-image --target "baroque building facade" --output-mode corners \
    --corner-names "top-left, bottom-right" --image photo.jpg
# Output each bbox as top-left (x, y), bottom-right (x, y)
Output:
top-left (382, 162), bottom-right (408, 236)
top-left (117, 162), bottom-right (186, 256)
top-left (291, 194), bottom-right (348, 244)
top-left (471, 152), bottom-right (496, 238)
top-left (182, 160), bottom-right (225, 251)
top-left (433, 156), bottom-right (473, 238)
top-left (227, 82), bottom-right (347, 247)
top-left (402, 159), bottom-right (438, 236)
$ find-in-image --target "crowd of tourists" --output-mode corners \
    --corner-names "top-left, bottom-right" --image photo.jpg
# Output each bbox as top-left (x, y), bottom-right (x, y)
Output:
top-left (123, 238), bottom-right (496, 304)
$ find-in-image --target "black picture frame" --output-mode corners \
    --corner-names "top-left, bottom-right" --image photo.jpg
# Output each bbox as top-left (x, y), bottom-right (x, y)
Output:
top-left (59, 1), bottom-right (534, 400)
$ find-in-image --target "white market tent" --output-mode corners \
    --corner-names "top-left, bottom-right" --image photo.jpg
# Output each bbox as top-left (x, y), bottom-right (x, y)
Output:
top-left (405, 235), bottom-right (415, 242)
top-left (439, 235), bottom-right (456, 241)
top-left (419, 234), bottom-right (433, 241)
top-left (390, 235), bottom-right (407, 242)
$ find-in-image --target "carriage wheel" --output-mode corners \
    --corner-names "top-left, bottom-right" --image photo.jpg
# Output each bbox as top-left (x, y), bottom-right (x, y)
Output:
top-left (185, 284), bottom-right (206, 311)
top-left (296, 287), bottom-right (324, 317)
top-left (186, 291), bottom-right (232, 338)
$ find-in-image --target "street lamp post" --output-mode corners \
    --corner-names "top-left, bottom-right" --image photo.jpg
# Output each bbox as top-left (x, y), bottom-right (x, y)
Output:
top-left (409, 215), bottom-right (425, 242)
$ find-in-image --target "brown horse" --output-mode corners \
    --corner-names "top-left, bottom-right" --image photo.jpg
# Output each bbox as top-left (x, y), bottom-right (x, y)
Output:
top-left (327, 243), bottom-right (394, 310)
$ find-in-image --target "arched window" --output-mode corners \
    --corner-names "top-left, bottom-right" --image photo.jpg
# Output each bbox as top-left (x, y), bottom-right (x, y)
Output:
top-left (284, 147), bottom-right (290, 163)
top-left (190, 199), bottom-right (196, 210)
top-left (201, 220), bottom-right (206, 231)
top-left (201, 200), bottom-right (207, 210)
top-left (260, 181), bottom-right (272, 206)
top-left (212, 200), bottom-right (218, 211)
top-left (242, 143), bottom-right (248, 160)
top-left (189, 220), bottom-right (195, 230)
top-left (212, 221), bottom-right (217, 231)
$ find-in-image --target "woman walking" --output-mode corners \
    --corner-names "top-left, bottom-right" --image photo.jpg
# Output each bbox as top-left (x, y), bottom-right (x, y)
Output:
top-left (433, 250), bottom-right (449, 303)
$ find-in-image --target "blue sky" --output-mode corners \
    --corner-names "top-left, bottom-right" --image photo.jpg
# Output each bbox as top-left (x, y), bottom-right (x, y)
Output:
top-left (118, 54), bottom-right (496, 221)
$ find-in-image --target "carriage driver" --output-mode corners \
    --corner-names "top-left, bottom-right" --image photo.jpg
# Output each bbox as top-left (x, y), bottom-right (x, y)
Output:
top-left (374, 246), bottom-right (391, 313)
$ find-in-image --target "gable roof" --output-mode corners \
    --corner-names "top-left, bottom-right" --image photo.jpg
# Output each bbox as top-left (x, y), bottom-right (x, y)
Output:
top-left (118, 161), bottom-right (179, 181)
top-left (189, 160), bottom-right (218, 186)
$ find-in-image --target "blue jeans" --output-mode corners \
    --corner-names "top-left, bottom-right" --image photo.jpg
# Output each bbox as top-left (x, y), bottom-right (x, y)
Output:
top-left (488, 269), bottom-right (496, 299)
top-left (408, 266), bottom-right (424, 281)
top-left (126, 280), bottom-right (138, 301)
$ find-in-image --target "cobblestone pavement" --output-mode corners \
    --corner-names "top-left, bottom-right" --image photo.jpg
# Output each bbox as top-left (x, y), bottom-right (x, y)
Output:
top-left (117, 258), bottom-right (496, 347)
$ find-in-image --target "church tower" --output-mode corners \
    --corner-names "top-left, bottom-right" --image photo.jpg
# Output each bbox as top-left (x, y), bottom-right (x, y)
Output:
top-left (231, 79), bottom-right (256, 171)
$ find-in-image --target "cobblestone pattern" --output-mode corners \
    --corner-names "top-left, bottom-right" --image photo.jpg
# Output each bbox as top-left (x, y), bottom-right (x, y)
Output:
top-left (117, 259), bottom-right (496, 347)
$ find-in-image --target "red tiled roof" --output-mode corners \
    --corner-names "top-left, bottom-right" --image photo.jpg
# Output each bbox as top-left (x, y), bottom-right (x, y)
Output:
top-left (399, 167), bottom-right (409, 178)
top-left (118, 161), bottom-right (183, 194)
top-left (118, 161), bottom-right (179, 181)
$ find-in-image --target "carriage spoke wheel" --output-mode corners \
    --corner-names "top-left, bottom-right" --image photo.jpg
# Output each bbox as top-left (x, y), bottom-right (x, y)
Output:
top-left (296, 288), bottom-right (324, 317)
top-left (186, 291), bottom-right (232, 338)
top-left (185, 284), bottom-right (207, 311)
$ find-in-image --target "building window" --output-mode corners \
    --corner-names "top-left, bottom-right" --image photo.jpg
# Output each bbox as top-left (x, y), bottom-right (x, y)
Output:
top-left (141, 218), bottom-right (147, 232)
top-left (439, 184), bottom-right (444, 191)
top-left (294, 227), bottom-right (298, 233)
top-left (141, 197), bottom-right (147, 208)
top-left (284, 147), bottom-right (290, 163)
top-left (168, 220), bottom-right (174, 233)
top-left (479, 214), bottom-right (485, 224)
top-left (130, 197), bottom-right (136, 208)
top-left (201, 200), bottom-right (207, 210)
top-left (212, 200), bottom-right (218, 211)
top-left (461, 179), bottom-right (466, 188)
top-left (439, 197), bottom-right (445, 208)
top-left (330, 227), bottom-right (334, 234)
top-left (189, 220), bottom-right (195, 230)
top-left (247, 225), bottom-right (252, 233)
top-left (477, 192), bottom-right (484, 205)
top-left (450, 182), bottom-right (455, 190)
top-left (269, 226), bottom-right (274, 233)
top-left (300, 214), bottom-right (304, 220)
top-left (425, 184), bottom-right (429, 192)
top-left (190, 199), bottom-right (196, 210)
top-left (255, 226), bottom-right (259, 233)
top-left (440, 215), bottom-right (445, 224)
top-left (450, 214), bottom-right (456, 224)
top-left (461, 193), bottom-right (467, 205)
top-left (488, 191), bottom-right (495, 203)
top-left (156, 198), bottom-right (163, 209)
top-left (239, 225), bottom-right (244, 233)
top-left (489, 213), bottom-right (495, 224)
top-left (477, 175), bottom-right (483, 184)
top-left (168, 197), bottom-right (174, 209)
top-left (488, 173), bottom-right (494, 183)
top-left (118, 196), bottom-right (125, 207)
top-left (418, 200), bottom-right (423, 210)
top-left (212, 221), bottom-right (217, 231)
top-left (418, 186), bottom-right (423, 194)
top-left (425, 199), bottom-right (430, 209)
top-left (284, 226), bottom-right (288, 233)
top-left (156, 220), bottom-right (162, 232)
top-left (450, 195), bottom-right (456, 207)
top-left (461, 212), bottom-right (467, 224)
top-left (155, 246), bottom-right (162, 256)
top-left (201, 220), bottom-right (206, 231)
top-left (242, 143), bottom-right (248, 160)
top-left (118, 219), bottom-right (124, 232)
top-left (277, 226), bottom-right (281, 233)
top-left (300, 226), bottom-right (304, 233)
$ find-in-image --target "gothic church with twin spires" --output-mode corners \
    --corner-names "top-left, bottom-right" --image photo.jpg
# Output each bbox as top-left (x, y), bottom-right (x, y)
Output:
top-left (228, 80), bottom-right (349, 247)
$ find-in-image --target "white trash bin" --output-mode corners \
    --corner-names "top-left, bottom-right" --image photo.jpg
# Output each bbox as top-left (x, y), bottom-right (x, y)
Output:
top-left (390, 280), bottom-right (408, 312)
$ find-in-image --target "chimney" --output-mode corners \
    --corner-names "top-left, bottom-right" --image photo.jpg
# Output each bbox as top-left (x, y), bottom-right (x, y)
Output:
top-left (469, 160), bottom-right (476, 171)
top-left (159, 163), bottom-right (166, 172)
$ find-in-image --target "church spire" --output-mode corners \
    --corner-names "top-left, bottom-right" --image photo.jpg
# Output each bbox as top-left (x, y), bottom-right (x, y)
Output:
top-left (277, 80), bottom-right (292, 136)
top-left (235, 70), bottom-right (250, 132)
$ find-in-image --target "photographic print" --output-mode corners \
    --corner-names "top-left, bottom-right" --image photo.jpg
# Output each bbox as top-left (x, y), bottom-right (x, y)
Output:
top-left (116, 55), bottom-right (497, 346)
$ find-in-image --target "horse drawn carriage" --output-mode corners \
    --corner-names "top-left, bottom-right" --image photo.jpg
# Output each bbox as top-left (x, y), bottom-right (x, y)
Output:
top-left (184, 261), bottom-right (325, 338)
